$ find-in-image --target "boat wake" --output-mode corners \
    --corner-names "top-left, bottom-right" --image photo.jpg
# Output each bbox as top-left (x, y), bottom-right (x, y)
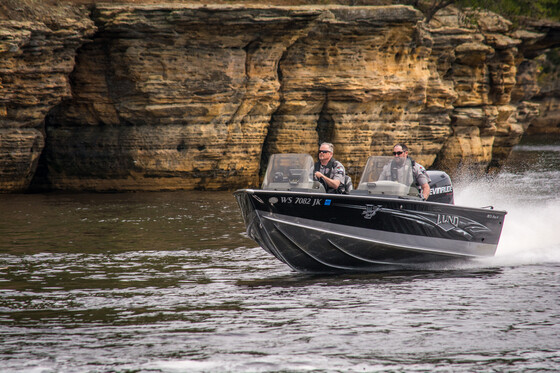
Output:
top-left (454, 174), bottom-right (560, 267)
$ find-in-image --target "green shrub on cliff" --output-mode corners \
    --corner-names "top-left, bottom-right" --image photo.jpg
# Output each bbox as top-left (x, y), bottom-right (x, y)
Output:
top-left (399, 0), bottom-right (559, 23)
top-left (455, 0), bottom-right (560, 21)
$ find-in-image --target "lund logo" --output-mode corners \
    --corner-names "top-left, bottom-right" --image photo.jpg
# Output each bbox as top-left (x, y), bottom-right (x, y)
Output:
top-left (437, 214), bottom-right (459, 231)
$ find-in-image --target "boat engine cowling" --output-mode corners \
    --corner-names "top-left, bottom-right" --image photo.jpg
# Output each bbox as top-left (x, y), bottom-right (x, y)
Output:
top-left (426, 170), bottom-right (454, 204)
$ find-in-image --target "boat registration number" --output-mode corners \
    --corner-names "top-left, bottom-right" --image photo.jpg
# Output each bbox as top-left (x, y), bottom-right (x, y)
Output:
top-left (280, 197), bottom-right (324, 206)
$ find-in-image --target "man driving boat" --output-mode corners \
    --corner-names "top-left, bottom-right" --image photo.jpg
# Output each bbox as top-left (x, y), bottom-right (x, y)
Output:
top-left (379, 143), bottom-right (431, 200)
top-left (313, 142), bottom-right (347, 194)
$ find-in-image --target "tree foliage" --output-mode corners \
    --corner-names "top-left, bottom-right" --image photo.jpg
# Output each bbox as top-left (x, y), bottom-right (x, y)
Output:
top-left (396, 0), bottom-right (560, 22)
top-left (454, 0), bottom-right (560, 21)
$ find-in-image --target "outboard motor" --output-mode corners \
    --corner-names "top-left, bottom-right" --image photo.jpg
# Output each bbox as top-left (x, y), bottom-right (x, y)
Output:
top-left (426, 170), bottom-right (454, 204)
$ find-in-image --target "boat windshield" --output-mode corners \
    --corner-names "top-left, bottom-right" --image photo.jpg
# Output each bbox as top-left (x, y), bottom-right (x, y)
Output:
top-left (356, 156), bottom-right (418, 197)
top-left (262, 154), bottom-right (324, 192)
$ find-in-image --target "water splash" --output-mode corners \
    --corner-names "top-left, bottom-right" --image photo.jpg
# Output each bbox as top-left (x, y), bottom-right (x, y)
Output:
top-left (454, 169), bottom-right (560, 266)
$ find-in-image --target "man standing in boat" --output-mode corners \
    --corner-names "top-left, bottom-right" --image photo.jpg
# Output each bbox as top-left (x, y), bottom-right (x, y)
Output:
top-left (379, 143), bottom-right (431, 200)
top-left (314, 142), bottom-right (347, 194)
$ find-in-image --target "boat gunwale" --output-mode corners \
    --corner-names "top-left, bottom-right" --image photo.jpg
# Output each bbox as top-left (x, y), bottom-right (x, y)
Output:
top-left (234, 188), bottom-right (508, 216)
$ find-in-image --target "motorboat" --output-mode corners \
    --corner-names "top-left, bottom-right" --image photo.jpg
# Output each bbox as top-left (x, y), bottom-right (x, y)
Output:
top-left (234, 153), bottom-right (507, 273)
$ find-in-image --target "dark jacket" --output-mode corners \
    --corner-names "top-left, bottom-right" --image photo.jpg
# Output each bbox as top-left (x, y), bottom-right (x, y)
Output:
top-left (314, 158), bottom-right (348, 194)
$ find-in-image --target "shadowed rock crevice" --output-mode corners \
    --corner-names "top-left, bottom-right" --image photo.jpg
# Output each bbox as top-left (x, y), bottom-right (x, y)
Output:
top-left (316, 95), bottom-right (334, 145)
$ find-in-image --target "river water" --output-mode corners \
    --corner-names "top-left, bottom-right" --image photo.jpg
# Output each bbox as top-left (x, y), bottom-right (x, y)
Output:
top-left (1, 136), bottom-right (559, 372)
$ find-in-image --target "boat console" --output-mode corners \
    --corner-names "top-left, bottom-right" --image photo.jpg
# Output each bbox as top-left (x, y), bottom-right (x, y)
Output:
top-left (352, 155), bottom-right (418, 198)
top-left (262, 154), bottom-right (325, 192)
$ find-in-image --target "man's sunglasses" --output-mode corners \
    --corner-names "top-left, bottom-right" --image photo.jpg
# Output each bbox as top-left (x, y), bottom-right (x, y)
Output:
top-left (318, 150), bottom-right (331, 154)
top-left (393, 151), bottom-right (404, 155)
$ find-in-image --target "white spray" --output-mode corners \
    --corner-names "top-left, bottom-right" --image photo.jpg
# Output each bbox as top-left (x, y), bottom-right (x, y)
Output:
top-left (454, 169), bottom-right (560, 266)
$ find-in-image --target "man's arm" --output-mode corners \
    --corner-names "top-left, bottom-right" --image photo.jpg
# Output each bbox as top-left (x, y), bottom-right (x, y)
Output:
top-left (314, 171), bottom-right (341, 190)
top-left (414, 164), bottom-right (430, 200)
top-left (421, 182), bottom-right (430, 200)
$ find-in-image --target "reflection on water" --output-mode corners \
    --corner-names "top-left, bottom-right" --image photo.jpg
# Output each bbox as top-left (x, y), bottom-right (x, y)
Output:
top-left (1, 138), bottom-right (560, 372)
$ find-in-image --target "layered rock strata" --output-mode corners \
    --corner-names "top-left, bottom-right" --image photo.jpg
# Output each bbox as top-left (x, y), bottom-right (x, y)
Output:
top-left (527, 51), bottom-right (560, 135)
top-left (0, 3), bottom-right (95, 191)
top-left (1, 3), bottom-right (559, 192)
top-left (44, 5), bottom-right (327, 191)
top-left (428, 8), bottom-right (543, 174)
top-left (510, 19), bottom-right (560, 137)
top-left (44, 4), bottom-right (445, 191)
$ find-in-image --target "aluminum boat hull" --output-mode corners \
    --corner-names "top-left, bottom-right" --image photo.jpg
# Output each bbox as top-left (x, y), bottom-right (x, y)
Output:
top-left (234, 189), bottom-right (506, 273)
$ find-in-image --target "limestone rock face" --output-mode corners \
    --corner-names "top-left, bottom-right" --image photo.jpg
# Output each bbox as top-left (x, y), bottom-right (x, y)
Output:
top-left (0, 1), bottom-right (95, 191)
top-left (42, 5), bottom-right (327, 190)
top-left (261, 6), bottom-right (451, 180)
top-left (1, 3), bottom-right (559, 192)
top-left (527, 53), bottom-right (560, 135)
top-left (46, 4), bottom-right (449, 190)
top-left (530, 96), bottom-right (560, 135)
top-left (427, 7), bottom-right (520, 174)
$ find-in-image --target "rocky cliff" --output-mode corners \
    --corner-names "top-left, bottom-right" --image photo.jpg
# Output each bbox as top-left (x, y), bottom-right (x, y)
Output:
top-left (0, 0), bottom-right (95, 191)
top-left (1, 2), bottom-right (559, 192)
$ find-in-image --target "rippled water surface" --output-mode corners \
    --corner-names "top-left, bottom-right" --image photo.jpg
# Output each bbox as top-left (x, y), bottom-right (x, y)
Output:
top-left (1, 138), bottom-right (559, 372)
